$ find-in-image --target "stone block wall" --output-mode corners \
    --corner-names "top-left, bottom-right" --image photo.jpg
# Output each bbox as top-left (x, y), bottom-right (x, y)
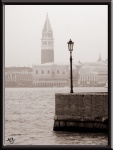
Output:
top-left (53, 92), bottom-right (108, 132)
top-left (55, 93), bottom-right (108, 119)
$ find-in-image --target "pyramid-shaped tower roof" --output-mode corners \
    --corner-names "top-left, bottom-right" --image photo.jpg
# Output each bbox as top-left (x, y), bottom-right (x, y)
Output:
top-left (42, 13), bottom-right (52, 32)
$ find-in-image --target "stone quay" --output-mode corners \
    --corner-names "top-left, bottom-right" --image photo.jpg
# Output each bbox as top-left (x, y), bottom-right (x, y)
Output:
top-left (53, 92), bottom-right (108, 132)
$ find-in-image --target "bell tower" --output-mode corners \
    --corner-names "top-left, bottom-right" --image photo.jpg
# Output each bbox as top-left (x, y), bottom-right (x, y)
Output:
top-left (41, 13), bottom-right (54, 64)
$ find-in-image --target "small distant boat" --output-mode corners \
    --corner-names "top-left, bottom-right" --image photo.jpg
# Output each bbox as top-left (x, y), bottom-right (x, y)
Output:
top-left (105, 82), bottom-right (108, 88)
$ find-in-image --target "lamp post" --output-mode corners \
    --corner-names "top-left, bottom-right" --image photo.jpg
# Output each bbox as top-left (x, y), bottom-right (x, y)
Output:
top-left (68, 39), bottom-right (74, 93)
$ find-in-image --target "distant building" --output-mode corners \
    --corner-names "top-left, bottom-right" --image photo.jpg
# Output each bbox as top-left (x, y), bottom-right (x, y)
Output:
top-left (5, 67), bottom-right (33, 87)
top-left (5, 14), bottom-right (108, 88)
top-left (5, 58), bottom-right (107, 87)
top-left (78, 55), bottom-right (108, 87)
top-left (33, 63), bottom-right (69, 87)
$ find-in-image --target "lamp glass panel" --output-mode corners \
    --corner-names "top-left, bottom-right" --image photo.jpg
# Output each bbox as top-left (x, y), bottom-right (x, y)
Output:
top-left (68, 40), bottom-right (74, 51)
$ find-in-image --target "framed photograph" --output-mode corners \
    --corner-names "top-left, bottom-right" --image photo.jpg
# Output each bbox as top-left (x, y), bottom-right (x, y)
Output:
top-left (1, 0), bottom-right (112, 149)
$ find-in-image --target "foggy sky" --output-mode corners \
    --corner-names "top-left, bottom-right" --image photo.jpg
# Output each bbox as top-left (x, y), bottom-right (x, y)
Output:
top-left (5, 5), bottom-right (108, 67)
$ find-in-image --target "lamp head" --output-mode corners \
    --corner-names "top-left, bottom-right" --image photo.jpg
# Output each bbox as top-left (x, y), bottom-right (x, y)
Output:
top-left (67, 39), bottom-right (74, 51)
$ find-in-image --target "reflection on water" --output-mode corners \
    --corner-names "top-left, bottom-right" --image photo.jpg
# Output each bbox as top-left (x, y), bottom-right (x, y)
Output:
top-left (5, 87), bottom-right (108, 145)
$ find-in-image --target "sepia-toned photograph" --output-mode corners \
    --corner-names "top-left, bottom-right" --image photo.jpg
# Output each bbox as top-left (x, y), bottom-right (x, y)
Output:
top-left (4, 4), bottom-right (108, 146)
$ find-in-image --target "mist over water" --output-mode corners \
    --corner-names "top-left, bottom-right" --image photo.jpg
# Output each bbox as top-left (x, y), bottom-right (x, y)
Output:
top-left (5, 87), bottom-right (108, 145)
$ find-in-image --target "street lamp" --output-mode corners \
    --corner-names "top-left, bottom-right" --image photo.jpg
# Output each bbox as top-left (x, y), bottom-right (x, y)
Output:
top-left (67, 39), bottom-right (74, 93)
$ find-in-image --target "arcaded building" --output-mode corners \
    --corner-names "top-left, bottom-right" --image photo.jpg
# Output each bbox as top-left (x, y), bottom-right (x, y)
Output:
top-left (33, 63), bottom-right (69, 87)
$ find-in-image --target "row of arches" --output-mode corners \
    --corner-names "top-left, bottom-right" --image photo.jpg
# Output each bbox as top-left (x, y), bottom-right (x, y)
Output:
top-left (80, 76), bottom-right (96, 80)
top-left (80, 81), bottom-right (97, 85)
top-left (36, 70), bottom-right (66, 75)
top-left (33, 82), bottom-right (67, 87)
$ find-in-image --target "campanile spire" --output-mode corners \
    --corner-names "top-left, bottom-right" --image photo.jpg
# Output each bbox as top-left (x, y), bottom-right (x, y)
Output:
top-left (41, 14), bottom-right (54, 64)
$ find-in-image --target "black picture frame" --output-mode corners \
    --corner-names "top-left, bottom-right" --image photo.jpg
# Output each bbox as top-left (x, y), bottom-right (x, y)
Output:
top-left (0, 0), bottom-right (112, 149)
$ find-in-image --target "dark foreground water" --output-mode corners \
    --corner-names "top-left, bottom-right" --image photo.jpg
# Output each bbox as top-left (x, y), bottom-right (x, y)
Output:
top-left (5, 87), bottom-right (108, 145)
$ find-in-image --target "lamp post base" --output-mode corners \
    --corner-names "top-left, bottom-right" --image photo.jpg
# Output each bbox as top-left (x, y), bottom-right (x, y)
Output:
top-left (70, 90), bottom-right (74, 93)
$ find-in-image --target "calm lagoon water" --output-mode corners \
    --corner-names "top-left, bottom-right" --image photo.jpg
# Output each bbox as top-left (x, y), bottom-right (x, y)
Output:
top-left (5, 87), bottom-right (108, 145)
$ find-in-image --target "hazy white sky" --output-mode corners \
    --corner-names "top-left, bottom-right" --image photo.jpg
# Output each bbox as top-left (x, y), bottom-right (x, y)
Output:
top-left (5, 5), bottom-right (108, 67)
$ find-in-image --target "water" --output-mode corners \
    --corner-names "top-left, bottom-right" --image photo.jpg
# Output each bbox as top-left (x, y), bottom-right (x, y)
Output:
top-left (5, 87), bottom-right (108, 145)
